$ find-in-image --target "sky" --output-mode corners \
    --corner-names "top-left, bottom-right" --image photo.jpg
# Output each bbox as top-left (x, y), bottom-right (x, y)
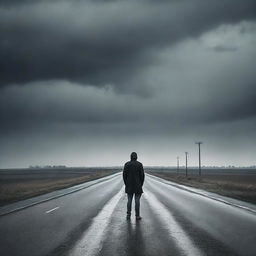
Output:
top-left (0, 0), bottom-right (256, 168)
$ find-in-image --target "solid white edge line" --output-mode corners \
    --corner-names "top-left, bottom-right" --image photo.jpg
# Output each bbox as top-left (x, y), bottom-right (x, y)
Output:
top-left (0, 172), bottom-right (122, 217)
top-left (147, 173), bottom-right (256, 215)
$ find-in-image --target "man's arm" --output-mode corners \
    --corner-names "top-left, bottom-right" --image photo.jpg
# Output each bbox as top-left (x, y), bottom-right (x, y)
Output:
top-left (140, 164), bottom-right (145, 186)
top-left (123, 164), bottom-right (127, 186)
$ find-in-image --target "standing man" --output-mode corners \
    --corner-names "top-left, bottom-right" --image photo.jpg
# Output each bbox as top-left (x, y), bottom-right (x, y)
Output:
top-left (123, 152), bottom-right (145, 220)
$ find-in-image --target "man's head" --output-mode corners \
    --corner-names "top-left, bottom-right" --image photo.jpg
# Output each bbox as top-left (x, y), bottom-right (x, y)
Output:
top-left (130, 152), bottom-right (137, 161)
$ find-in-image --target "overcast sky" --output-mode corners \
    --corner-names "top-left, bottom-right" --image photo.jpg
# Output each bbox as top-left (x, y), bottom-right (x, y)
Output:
top-left (0, 0), bottom-right (256, 168)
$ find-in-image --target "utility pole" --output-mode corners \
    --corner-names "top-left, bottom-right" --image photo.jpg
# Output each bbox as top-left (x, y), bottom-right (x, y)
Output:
top-left (177, 156), bottom-right (179, 174)
top-left (195, 142), bottom-right (203, 176)
top-left (185, 152), bottom-right (188, 177)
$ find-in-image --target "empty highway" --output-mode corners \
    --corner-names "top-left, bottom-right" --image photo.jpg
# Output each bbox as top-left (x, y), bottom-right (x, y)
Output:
top-left (0, 173), bottom-right (256, 256)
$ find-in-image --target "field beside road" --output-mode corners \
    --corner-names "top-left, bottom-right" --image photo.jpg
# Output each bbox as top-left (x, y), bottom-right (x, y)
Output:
top-left (0, 168), bottom-right (120, 206)
top-left (147, 168), bottom-right (256, 204)
top-left (1, 166), bottom-right (255, 207)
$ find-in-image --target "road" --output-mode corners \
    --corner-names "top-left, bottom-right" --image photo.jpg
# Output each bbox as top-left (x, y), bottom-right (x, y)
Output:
top-left (0, 173), bottom-right (256, 256)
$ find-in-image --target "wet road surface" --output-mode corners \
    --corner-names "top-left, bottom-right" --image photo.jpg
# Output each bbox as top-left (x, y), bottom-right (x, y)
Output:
top-left (0, 173), bottom-right (256, 256)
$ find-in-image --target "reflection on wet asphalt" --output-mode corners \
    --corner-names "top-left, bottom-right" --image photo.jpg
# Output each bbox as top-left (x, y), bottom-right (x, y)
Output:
top-left (66, 175), bottom-right (255, 256)
top-left (0, 174), bottom-right (256, 256)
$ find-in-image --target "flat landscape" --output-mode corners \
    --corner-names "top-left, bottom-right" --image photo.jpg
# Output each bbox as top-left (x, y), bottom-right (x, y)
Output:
top-left (148, 168), bottom-right (256, 204)
top-left (1, 167), bottom-right (255, 207)
top-left (1, 173), bottom-right (256, 256)
top-left (0, 167), bottom-right (119, 206)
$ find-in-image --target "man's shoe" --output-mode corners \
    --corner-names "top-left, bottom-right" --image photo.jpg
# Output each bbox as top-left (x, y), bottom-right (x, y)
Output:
top-left (136, 216), bottom-right (142, 220)
top-left (126, 215), bottom-right (131, 220)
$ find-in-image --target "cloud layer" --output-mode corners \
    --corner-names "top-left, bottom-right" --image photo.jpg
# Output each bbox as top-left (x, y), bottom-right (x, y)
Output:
top-left (0, 0), bottom-right (256, 167)
top-left (1, 0), bottom-right (256, 91)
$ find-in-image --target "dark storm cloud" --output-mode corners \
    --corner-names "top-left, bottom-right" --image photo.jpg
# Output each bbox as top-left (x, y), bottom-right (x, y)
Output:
top-left (211, 45), bottom-right (237, 52)
top-left (0, 77), bottom-right (255, 135)
top-left (0, 1), bottom-right (256, 168)
top-left (202, 89), bottom-right (256, 123)
top-left (0, 0), bottom-right (256, 91)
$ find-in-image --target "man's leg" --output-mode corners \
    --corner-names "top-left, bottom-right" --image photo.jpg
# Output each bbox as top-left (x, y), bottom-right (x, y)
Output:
top-left (135, 194), bottom-right (142, 218)
top-left (127, 193), bottom-right (134, 218)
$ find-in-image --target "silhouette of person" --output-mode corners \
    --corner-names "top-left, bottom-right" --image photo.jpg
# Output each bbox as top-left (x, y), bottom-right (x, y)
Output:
top-left (123, 152), bottom-right (145, 220)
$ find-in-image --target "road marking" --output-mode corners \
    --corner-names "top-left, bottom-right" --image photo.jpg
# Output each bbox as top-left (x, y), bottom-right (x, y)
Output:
top-left (46, 207), bottom-right (60, 214)
top-left (69, 186), bottom-right (124, 256)
top-left (144, 189), bottom-right (204, 256)
top-left (0, 173), bottom-right (121, 217)
top-left (147, 174), bottom-right (256, 215)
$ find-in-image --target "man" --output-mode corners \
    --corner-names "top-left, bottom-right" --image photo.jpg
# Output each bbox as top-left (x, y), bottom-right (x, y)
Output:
top-left (123, 152), bottom-right (145, 220)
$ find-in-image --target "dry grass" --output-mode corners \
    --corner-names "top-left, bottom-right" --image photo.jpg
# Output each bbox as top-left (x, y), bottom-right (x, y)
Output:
top-left (0, 170), bottom-right (116, 206)
top-left (148, 172), bottom-right (256, 205)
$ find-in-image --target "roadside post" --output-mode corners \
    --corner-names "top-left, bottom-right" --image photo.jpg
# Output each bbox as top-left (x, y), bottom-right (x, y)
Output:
top-left (185, 152), bottom-right (188, 177)
top-left (195, 142), bottom-right (203, 176)
top-left (177, 156), bottom-right (179, 175)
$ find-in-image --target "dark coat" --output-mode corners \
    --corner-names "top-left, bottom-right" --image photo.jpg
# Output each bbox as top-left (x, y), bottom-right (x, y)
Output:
top-left (123, 159), bottom-right (145, 194)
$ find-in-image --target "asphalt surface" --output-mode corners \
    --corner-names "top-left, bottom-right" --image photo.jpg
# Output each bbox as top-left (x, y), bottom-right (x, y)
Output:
top-left (0, 173), bottom-right (256, 256)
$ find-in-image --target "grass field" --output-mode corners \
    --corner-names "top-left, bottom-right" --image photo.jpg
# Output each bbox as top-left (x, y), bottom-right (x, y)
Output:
top-left (148, 170), bottom-right (256, 205)
top-left (0, 168), bottom-right (119, 206)
top-left (1, 167), bottom-right (255, 206)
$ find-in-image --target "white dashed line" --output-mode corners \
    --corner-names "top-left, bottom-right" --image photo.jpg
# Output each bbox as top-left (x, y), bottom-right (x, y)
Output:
top-left (46, 207), bottom-right (60, 214)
